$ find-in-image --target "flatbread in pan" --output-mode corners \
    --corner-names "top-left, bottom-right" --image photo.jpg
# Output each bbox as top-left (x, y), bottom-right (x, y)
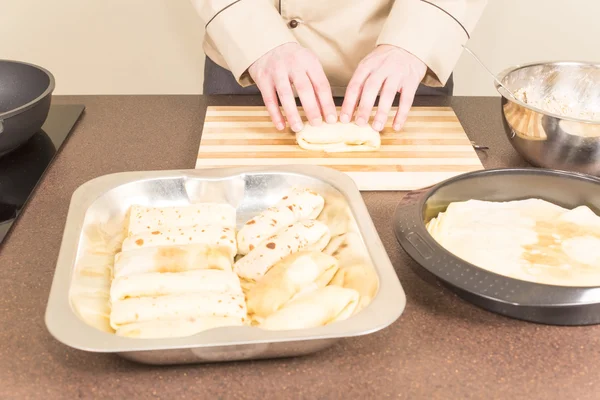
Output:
top-left (234, 220), bottom-right (331, 282)
top-left (127, 203), bottom-right (236, 236)
top-left (246, 251), bottom-right (339, 319)
top-left (259, 286), bottom-right (360, 331)
top-left (237, 187), bottom-right (325, 255)
top-left (113, 244), bottom-right (233, 278)
top-left (121, 225), bottom-right (236, 259)
top-left (110, 269), bottom-right (243, 303)
top-left (110, 291), bottom-right (247, 329)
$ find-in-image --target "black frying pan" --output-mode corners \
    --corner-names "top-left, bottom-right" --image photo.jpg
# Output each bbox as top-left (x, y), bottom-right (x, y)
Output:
top-left (0, 59), bottom-right (55, 156)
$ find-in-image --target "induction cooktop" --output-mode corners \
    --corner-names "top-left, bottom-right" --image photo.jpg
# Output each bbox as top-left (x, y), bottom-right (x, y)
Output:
top-left (0, 104), bottom-right (85, 246)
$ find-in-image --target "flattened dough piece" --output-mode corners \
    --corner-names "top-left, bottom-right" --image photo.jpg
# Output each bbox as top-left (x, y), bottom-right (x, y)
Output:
top-left (296, 122), bottom-right (381, 153)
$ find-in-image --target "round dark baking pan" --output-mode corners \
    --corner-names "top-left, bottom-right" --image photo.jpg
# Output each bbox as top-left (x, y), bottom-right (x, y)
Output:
top-left (393, 167), bottom-right (600, 326)
top-left (0, 59), bottom-right (55, 156)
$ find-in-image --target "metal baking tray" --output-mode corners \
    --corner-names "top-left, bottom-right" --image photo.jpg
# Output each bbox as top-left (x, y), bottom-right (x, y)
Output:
top-left (393, 168), bottom-right (600, 326)
top-left (45, 165), bottom-right (405, 365)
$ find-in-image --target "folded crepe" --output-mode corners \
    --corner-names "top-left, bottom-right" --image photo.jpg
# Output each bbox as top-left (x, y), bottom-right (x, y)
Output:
top-left (70, 273), bottom-right (111, 298)
top-left (115, 316), bottom-right (244, 339)
top-left (82, 220), bottom-right (127, 255)
top-left (113, 244), bottom-right (233, 278)
top-left (259, 286), bottom-right (360, 331)
top-left (317, 196), bottom-right (357, 237)
top-left (296, 122), bottom-right (381, 153)
top-left (110, 269), bottom-right (243, 303)
top-left (237, 187), bottom-right (325, 255)
top-left (75, 252), bottom-right (115, 275)
top-left (234, 220), bottom-right (331, 281)
top-left (324, 231), bottom-right (370, 267)
top-left (70, 293), bottom-right (114, 333)
top-left (127, 203), bottom-right (236, 236)
top-left (121, 225), bottom-right (236, 259)
top-left (330, 263), bottom-right (378, 311)
top-left (246, 251), bottom-right (339, 319)
top-left (110, 291), bottom-right (247, 329)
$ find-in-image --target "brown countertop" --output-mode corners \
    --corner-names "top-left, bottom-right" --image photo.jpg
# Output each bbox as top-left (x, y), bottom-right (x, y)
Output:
top-left (1, 95), bottom-right (598, 399)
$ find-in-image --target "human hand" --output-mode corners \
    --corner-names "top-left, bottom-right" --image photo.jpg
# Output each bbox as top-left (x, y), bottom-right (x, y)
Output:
top-left (248, 43), bottom-right (337, 132)
top-left (340, 45), bottom-right (427, 132)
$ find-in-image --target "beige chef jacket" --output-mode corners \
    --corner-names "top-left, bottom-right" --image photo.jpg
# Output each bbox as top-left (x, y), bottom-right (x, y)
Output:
top-left (193, 0), bottom-right (487, 94)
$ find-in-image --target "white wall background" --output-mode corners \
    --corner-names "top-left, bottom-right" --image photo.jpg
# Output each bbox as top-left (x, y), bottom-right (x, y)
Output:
top-left (1, 0), bottom-right (598, 96)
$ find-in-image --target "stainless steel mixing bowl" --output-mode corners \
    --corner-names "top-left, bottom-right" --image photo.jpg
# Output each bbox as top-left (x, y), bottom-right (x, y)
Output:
top-left (496, 61), bottom-right (600, 176)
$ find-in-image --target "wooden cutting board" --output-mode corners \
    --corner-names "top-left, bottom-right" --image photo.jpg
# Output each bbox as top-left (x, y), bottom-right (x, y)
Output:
top-left (196, 106), bottom-right (484, 191)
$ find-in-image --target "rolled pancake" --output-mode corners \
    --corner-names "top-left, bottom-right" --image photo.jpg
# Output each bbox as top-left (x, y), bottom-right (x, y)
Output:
top-left (121, 225), bottom-right (236, 259)
top-left (237, 187), bottom-right (325, 255)
top-left (110, 291), bottom-right (247, 329)
top-left (234, 220), bottom-right (331, 281)
top-left (296, 122), bottom-right (381, 153)
top-left (317, 196), bottom-right (357, 237)
top-left (115, 316), bottom-right (244, 339)
top-left (110, 269), bottom-right (243, 303)
top-left (113, 244), bottom-right (232, 278)
top-left (246, 251), bottom-right (339, 319)
top-left (259, 286), bottom-right (360, 331)
top-left (330, 263), bottom-right (379, 311)
top-left (127, 203), bottom-right (236, 236)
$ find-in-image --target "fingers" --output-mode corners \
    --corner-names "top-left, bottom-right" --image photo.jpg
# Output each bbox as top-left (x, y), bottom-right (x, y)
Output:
top-left (257, 80), bottom-right (285, 131)
top-left (274, 71), bottom-right (303, 133)
top-left (371, 78), bottom-right (400, 131)
top-left (307, 65), bottom-right (337, 124)
top-left (393, 80), bottom-right (419, 131)
top-left (354, 72), bottom-right (386, 126)
top-left (292, 72), bottom-right (322, 126)
top-left (340, 64), bottom-right (371, 123)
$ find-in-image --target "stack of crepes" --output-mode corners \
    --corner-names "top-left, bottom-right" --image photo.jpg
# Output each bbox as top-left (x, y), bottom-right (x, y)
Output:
top-left (235, 188), bottom-right (379, 330)
top-left (426, 199), bottom-right (600, 286)
top-left (108, 203), bottom-right (247, 338)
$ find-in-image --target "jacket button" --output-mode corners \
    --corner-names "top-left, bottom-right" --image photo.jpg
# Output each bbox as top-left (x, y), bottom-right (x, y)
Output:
top-left (289, 19), bottom-right (299, 29)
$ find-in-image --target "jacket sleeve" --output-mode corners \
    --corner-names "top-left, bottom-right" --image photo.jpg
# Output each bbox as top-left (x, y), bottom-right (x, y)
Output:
top-left (192, 0), bottom-right (298, 86)
top-left (376, 0), bottom-right (488, 87)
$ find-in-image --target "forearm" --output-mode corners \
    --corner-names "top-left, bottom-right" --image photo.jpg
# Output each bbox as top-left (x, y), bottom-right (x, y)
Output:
top-left (191, 0), bottom-right (298, 85)
top-left (377, 0), bottom-right (488, 87)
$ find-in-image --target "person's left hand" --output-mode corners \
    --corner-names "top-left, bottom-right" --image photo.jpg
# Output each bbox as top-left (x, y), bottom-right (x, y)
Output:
top-left (340, 45), bottom-right (427, 132)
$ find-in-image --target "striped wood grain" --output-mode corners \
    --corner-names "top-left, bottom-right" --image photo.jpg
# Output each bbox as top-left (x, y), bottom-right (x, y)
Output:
top-left (196, 106), bottom-right (484, 191)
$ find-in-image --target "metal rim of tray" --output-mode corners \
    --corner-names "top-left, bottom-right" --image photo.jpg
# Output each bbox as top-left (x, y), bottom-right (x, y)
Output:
top-left (45, 165), bottom-right (406, 353)
top-left (393, 167), bottom-right (600, 326)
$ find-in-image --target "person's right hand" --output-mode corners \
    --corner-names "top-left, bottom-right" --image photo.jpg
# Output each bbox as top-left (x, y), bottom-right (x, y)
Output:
top-left (248, 43), bottom-right (337, 132)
